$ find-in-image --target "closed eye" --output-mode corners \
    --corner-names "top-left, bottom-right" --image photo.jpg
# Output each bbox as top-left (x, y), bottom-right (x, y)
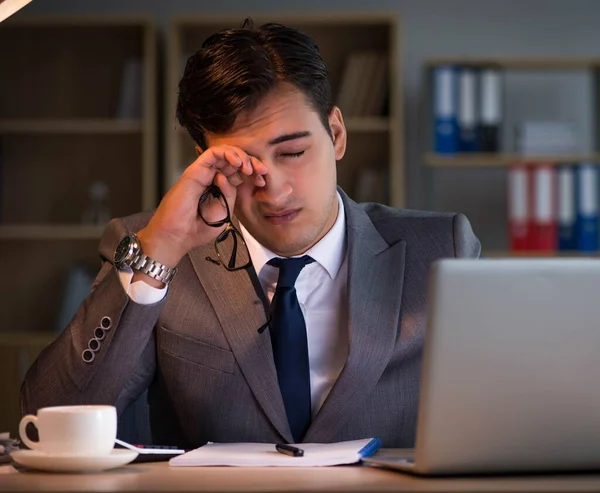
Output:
top-left (280, 151), bottom-right (305, 158)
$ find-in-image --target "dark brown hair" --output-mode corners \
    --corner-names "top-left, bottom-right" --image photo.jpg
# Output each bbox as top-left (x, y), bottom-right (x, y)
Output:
top-left (176, 20), bottom-right (333, 149)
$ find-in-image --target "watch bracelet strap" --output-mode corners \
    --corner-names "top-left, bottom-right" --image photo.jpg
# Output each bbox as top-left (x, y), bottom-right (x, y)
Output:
top-left (130, 251), bottom-right (178, 284)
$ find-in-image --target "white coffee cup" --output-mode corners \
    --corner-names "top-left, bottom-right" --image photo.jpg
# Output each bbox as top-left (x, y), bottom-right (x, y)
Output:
top-left (19, 405), bottom-right (117, 456)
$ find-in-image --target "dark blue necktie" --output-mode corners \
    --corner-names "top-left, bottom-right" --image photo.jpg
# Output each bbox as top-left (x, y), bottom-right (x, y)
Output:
top-left (268, 255), bottom-right (314, 443)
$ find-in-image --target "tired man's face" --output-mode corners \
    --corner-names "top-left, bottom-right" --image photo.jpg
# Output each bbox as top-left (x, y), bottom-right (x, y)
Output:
top-left (205, 83), bottom-right (347, 257)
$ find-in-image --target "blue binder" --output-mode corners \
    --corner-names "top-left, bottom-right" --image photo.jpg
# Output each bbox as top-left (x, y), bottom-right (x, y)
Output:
top-left (458, 67), bottom-right (478, 152)
top-left (557, 165), bottom-right (577, 251)
top-left (575, 163), bottom-right (599, 252)
top-left (433, 66), bottom-right (459, 154)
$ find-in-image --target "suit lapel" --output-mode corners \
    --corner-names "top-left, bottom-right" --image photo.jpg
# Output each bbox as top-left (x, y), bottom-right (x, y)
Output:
top-left (188, 238), bottom-right (293, 443)
top-left (304, 192), bottom-right (406, 442)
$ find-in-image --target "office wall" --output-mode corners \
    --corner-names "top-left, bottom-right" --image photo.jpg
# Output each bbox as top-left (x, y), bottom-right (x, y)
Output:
top-left (22, 0), bottom-right (600, 250)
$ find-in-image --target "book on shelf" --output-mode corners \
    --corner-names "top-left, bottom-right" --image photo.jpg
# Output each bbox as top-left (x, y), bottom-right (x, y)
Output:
top-left (516, 121), bottom-right (579, 156)
top-left (116, 58), bottom-right (143, 119)
top-left (336, 51), bottom-right (388, 118)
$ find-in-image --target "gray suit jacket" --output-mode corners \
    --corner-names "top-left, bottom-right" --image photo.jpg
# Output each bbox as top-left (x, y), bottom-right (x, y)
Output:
top-left (21, 190), bottom-right (480, 447)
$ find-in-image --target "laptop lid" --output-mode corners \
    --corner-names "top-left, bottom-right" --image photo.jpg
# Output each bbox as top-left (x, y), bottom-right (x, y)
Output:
top-left (413, 258), bottom-right (600, 475)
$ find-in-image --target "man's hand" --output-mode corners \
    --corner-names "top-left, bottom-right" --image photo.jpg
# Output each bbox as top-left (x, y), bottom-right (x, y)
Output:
top-left (134, 145), bottom-right (267, 286)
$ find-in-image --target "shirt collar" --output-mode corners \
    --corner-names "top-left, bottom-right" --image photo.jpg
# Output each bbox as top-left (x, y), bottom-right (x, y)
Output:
top-left (239, 192), bottom-right (346, 280)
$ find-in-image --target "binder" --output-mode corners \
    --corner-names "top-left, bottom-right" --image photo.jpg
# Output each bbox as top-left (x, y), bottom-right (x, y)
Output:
top-left (433, 66), bottom-right (459, 154)
top-left (507, 165), bottom-right (530, 251)
top-left (576, 164), bottom-right (599, 252)
top-left (557, 165), bottom-right (577, 251)
top-left (478, 66), bottom-right (502, 152)
top-left (529, 164), bottom-right (556, 252)
top-left (458, 67), bottom-right (478, 152)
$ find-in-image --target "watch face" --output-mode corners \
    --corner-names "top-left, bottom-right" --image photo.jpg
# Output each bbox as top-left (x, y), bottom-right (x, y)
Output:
top-left (114, 236), bottom-right (132, 264)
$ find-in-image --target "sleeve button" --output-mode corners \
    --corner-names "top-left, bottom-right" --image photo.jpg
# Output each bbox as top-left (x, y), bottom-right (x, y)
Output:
top-left (82, 349), bottom-right (95, 363)
top-left (94, 327), bottom-right (106, 340)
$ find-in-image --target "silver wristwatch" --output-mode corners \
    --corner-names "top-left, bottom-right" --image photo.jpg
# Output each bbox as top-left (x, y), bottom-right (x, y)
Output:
top-left (114, 233), bottom-right (178, 284)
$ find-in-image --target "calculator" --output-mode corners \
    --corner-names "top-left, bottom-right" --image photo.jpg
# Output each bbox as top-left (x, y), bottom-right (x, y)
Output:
top-left (115, 438), bottom-right (187, 463)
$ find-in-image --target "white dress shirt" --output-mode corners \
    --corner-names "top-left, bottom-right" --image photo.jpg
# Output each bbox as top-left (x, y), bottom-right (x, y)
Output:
top-left (120, 193), bottom-right (349, 417)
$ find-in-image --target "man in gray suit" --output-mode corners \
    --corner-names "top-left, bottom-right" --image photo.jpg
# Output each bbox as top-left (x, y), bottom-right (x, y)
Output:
top-left (22, 22), bottom-right (480, 448)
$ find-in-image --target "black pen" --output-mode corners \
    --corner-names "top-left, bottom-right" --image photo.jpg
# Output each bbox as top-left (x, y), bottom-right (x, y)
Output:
top-left (275, 443), bottom-right (304, 457)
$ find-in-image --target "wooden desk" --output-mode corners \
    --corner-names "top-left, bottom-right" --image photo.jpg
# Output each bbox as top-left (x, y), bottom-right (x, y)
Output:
top-left (2, 458), bottom-right (600, 493)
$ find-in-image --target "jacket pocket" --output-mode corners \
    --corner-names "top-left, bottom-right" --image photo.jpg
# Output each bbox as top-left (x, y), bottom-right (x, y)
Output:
top-left (157, 325), bottom-right (235, 374)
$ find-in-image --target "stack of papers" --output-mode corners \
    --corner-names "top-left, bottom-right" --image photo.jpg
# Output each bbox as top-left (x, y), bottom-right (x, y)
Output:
top-left (170, 438), bottom-right (381, 467)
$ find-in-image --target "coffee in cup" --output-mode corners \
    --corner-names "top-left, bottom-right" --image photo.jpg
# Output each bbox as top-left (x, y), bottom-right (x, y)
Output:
top-left (19, 405), bottom-right (117, 456)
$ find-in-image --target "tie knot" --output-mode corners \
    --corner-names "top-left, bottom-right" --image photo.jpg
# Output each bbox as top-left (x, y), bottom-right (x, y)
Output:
top-left (269, 255), bottom-right (314, 288)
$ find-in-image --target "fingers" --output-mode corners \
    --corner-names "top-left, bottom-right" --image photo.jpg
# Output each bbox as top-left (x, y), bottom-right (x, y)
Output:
top-left (214, 172), bottom-right (238, 203)
top-left (199, 146), bottom-right (267, 178)
top-left (226, 172), bottom-right (244, 187)
top-left (250, 156), bottom-right (266, 187)
top-left (202, 146), bottom-right (256, 176)
top-left (249, 155), bottom-right (268, 176)
top-left (182, 145), bottom-right (268, 195)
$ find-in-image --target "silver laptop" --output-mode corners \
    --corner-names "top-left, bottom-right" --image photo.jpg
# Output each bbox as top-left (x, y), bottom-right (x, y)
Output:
top-left (364, 258), bottom-right (600, 475)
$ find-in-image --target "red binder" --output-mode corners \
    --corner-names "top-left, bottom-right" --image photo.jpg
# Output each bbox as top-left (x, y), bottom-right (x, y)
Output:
top-left (528, 164), bottom-right (557, 252)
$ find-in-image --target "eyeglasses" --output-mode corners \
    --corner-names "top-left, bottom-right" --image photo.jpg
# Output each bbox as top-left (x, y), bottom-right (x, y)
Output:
top-left (198, 185), bottom-right (252, 272)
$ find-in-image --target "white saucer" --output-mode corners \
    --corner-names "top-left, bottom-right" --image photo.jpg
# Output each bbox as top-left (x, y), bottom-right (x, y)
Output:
top-left (10, 449), bottom-right (138, 473)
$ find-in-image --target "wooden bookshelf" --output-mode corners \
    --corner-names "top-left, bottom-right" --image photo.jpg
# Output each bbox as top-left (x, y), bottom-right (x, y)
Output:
top-left (0, 15), bottom-right (158, 317)
top-left (165, 13), bottom-right (404, 207)
top-left (0, 16), bottom-right (158, 433)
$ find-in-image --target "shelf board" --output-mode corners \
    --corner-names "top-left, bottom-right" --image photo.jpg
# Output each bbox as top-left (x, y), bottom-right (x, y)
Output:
top-left (0, 119), bottom-right (143, 135)
top-left (425, 153), bottom-right (600, 167)
top-left (0, 225), bottom-right (105, 240)
top-left (484, 250), bottom-right (599, 258)
top-left (425, 57), bottom-right (600, 70)
top-left (344, 117), bottom-right (390, 132)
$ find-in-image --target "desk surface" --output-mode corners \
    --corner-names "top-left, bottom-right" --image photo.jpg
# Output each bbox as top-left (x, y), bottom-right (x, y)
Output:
top-left (2, 455), bottom-right (600, 493)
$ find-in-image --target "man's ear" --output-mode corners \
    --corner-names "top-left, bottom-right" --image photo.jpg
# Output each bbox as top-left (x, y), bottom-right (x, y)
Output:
top-left (329, 106), bottom-right (346, 160)
top-left (195, 145), bottom-right (204, 156)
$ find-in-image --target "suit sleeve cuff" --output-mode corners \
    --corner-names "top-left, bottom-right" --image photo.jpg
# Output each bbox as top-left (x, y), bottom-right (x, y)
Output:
top-left (118, 267), bottom-right (168, 305)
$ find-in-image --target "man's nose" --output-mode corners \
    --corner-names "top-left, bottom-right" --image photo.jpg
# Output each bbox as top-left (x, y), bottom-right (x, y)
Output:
top-left (256, 164), bottom-right (292, 207)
